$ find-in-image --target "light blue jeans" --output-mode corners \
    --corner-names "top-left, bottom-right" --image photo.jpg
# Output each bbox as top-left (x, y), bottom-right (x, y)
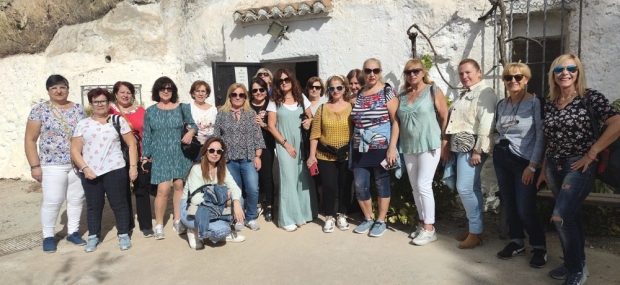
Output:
top-left (227, 159), bottom-right (259, 221)
top-left (453, 151), bottom-right (488, 234)
top-left (180, 198), bottom-right (231, 243)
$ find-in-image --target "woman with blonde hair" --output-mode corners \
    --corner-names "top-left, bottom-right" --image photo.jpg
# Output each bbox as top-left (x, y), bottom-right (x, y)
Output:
top-left (307, 74), bottom-right (354, 233)
top-left (213, 83), bottom-right (265, 231)
top-left (255, 68), bottom-right (274, 96)
top-left (493, 62), bottom-right (547, 267)
top-left (537, 54), bottom-right (620, 284)
top-left (397, 58), bottom-right (448, 245)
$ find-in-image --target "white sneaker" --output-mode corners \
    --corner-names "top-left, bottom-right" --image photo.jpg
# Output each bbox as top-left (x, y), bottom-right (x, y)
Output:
top-left (245, 220), bottom-right (260, 231)
top-left (323, 217), bottom-right (335, 233)
top-left (282, 224), bottom-right (298, 232)
top-left (336, 214), bottom-right (350, 231)
top-left (409, 224), bottom-right (423, 239)
top-left (411, 227), bottom-right (438, 246)
top-left (186, 230), bottom-right (204, 249)
top-left (234, 222), bottom-right (244, 232)
top-left (173, 220), bottom-right (187, 235)
top-left (154, 224), bottom-right (165, 240)
top-left (225, 231), bottom-right (245, 243)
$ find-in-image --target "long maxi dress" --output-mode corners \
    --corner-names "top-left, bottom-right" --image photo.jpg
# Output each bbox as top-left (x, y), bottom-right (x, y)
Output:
top-left (270, 101), bottom-right (318, 227)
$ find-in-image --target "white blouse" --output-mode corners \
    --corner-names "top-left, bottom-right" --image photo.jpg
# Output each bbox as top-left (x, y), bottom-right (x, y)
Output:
top-left (73, 116), bottom-right (131, 176)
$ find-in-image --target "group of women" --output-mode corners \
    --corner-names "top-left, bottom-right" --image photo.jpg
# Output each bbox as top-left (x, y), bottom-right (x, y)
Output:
top-left (25, 53), bottom-right (620, 285)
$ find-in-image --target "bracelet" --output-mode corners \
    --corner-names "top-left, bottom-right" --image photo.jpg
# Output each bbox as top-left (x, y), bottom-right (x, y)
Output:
top-left (130, 165), bottom-right (138, 168)
top-left (79, 165), bottom-right (89, 172)
top-left (587, 153), bottom-right (597, 160)
top-left (30, 165), bottom-right (41, 170)
top-left (281, 139), bottom-right (287, 146)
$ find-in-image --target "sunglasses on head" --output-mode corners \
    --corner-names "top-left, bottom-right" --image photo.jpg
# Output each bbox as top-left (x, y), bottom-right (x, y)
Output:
top-left (309, 85), bottom-right (322, 91)
top-left (553, 65), bottom-right (578, 75)
top-left (503, 74), bottom-right (525, 82)
top-left (251, 88), bottom-right (265, 94)
top-left (278, 77), bottom-right (292, 85)
top-left (258, 72), bottom-right (270, 77)
top-left (404, 68), bottom-right (423, 76)
top-left (207, 148), bottom-right (224, 155)
top-left (328, 86), bottom-right (344, 92)
top-left (364, 68), bottom-right (381, 75)
top-left (230, 93), bottom-right (246, 99)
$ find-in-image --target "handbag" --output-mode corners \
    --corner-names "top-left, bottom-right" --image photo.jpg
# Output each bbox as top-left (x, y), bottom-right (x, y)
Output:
top-left (180, 104), bottom-right (202, 159)
top-left (111, 115), bottom-right (130, 163)
top-left (452, 132), bottom-right (476, 153)
top-left (582, 94), bottom-right (620, 187)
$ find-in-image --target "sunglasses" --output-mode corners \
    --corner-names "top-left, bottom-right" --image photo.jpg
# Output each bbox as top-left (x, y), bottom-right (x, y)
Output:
top-left (364, 68), bottom-right (381, 75)
top-left (258, 72), bottom-right (270, 78)
top-left (278, 77), bottom-right (292, 85)
top-left (328, 86), bottom-right (344, 92)
top-left (251, 88), bottom-right (266, 94)
top-left (230, 93), bottom-right (246, 99)
top-left (309, 86), bottom-right (322, 91)
top-left (503, 74), bottom-right (525, 82)
top-left (160, 87), bottom-right (174, 92)
top-left (207, 148), bottom-right (224, 155)
top-left (553, 65), bottom-right (578, 75)
top-left (404, 68), bottom-right (423, 76)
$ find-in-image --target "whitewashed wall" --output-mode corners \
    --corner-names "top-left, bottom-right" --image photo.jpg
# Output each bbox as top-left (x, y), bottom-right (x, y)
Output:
top-left (1, 0), bottom-right (618, 179)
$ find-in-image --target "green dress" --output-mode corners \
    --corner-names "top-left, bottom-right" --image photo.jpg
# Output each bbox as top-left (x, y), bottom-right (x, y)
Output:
top-left (143, 103), bottom-right (197, 184)
top-left (275, 104), bottom-right (317, 227)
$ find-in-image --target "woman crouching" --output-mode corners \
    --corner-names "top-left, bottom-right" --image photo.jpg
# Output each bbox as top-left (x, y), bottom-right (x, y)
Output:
top-left (181, 137), bottom-right (246, 249)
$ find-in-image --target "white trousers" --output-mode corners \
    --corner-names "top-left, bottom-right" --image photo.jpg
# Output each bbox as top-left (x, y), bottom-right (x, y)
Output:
top-left (403, 148), bottom-right (441, 225)
top-left (40, 164), bottom-right (84, 238)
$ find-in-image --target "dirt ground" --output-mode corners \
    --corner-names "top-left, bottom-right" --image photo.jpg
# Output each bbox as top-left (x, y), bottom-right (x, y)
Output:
top-left (1, 179), bottom-right (619, 284)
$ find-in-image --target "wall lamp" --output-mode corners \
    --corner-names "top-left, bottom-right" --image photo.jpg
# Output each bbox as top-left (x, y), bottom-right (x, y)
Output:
top-left (267, 20), bottom-right (290, 41)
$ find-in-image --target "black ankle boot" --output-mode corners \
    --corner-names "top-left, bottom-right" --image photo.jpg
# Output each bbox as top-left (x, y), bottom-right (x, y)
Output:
top-left (265, 208), bottom-right (273, 222)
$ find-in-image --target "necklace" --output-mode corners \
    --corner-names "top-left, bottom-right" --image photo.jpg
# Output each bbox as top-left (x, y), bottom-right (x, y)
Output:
top-left (500, 90), bottom-right (526, 129)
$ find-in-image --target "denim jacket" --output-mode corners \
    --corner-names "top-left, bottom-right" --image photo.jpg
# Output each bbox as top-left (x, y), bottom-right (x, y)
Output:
top-left (193, 184), bottom-right (229, 239)
top-left (349, 120), bottom-right (403, 178)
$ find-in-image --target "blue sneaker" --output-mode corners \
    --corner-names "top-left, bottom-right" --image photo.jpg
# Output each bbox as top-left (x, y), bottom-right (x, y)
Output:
top-left (66, 232), bottom-right (86, 245)
top-left (369, 221), bottom-right (387, 237)
top-left (42, 237), bottom-right (56, 253)
top-left (118, 234), bottom-right (132, 251)
top-left (353, 219), bottom-right (375, 234)
top-left (84, 235), bottom-right (99, 253)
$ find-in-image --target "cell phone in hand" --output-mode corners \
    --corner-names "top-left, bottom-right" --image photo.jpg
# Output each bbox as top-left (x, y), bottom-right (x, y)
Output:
top-left (381, 159), bottom-right (397, 170)
top-left (309, 163), bottom-right (319, 176)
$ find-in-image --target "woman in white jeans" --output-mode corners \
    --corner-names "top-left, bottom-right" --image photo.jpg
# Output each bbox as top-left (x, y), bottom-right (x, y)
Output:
top-left (24, 74), bottom-right (86, 253)
top-left (397, 59), bottom-right (449, 245)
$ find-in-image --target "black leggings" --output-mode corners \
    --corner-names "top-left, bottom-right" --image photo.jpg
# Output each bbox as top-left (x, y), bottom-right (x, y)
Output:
top-left (258, 146), bottom-right (275, 207)
top-left (131, 162), bottom-right (155, 231)
top-left (317, 159), bottom-right (352, 216)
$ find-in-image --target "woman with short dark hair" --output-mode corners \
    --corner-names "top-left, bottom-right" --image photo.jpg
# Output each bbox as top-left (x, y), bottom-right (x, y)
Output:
top-left (71, 88), bottom-right (139, 252)
top-left (189, 80), bottom-right (216, 145)
top-left (142, 76), bottom-right (198, 240)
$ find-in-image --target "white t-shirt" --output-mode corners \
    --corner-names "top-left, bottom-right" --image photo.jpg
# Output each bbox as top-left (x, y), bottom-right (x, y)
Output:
top-left (310, 96), bottom-right (329, 116)
top-left (73, 116), bottom-right (131, 176)
top-left (266, 96), bottom-right (311, 112)
top-left (190, 103), bottom-right (217, 144)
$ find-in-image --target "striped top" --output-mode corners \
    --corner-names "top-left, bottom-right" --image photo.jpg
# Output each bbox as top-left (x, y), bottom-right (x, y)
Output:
top-left (351, 85), bottom-right (397, 149)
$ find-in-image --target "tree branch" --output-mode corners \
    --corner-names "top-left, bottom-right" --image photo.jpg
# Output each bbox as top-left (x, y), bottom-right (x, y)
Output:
top-left (505, 36), bottom-right (544, 47)
top-left (478, 0), bottom-right (499, 21)
top-left (496, 0), bottom-right (508, 67)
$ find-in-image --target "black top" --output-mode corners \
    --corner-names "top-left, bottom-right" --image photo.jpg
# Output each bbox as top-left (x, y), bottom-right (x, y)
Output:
top-left (251, 101), bottom-right (276, 149)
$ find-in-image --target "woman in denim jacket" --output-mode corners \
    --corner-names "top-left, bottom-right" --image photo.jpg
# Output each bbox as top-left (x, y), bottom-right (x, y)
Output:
top-left (181, 137), bottom-right (246, 249)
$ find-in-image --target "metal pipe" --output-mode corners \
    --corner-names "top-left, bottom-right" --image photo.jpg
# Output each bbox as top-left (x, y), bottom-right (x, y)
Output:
top-left (526, 0), bottom-right (531, 63)
top-left (542, 0), bottom-right (548, 95)
top-left (560, 0), bottom-right (565, 52)
top-left (578, 0), bottom-right (583, 57)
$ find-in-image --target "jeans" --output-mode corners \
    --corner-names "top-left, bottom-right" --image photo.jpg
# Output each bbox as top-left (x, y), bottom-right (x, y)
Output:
top-left (353, 166), bottom-right (391, 201)
top-left (493, 145), bottom-right (546, 247)
top-left (546, 155), bottom-right (596, 274)
top-left (227, 159), bottom-right (259, 221)
top-left (403, 148), bottom-right (441, 225)
top-left (454, 151), bottom-right (488, 234)
top-left (40, 164), bottom-right (84, 238)
top-left (318, 160), bottom-right (352, 216)
top-left (80, 167), bottom-right (131, 237)
top-left (179, 198), bottom-right (234, 243)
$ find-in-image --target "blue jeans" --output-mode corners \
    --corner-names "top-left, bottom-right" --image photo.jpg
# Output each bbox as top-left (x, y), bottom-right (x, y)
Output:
top-left (227, 159), bottom-right (259, 221)
top-left (453, 151), bottom-right (487, 234)
top-left (179, 198), bottom-right (232, 243)
top-left (353, 166), bottom-right (391, 200)
top-left (493, 145), bottom-right (546, 247)
top-left (546, 155), bottom-right (596, 274)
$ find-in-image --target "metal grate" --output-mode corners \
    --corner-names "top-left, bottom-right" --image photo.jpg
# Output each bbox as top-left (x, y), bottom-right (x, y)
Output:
top-left (0, 231), bottom-right (43, 256)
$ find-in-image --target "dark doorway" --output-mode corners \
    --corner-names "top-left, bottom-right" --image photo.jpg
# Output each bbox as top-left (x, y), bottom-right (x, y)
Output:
top-left (295, 61), bottom-right (318, 89)
top-left (212, 62), bottom-right (262, 107)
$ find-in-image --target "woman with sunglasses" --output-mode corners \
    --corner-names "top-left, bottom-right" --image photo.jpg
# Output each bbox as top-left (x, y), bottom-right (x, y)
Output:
top-left (142, 76), bottom-right (198, 240)
top-left (71, 88), bottom-right (139, 252)
top-left (267, 69), bottom-right (317, 232)
top-left (109, 81), bottom-right (154, 237)
top-left (536, 54), bottom-right (620, 285)
top-left (189, 80), bottom-right (217, 146)
top-left (445, 58), bottom-right (497, 249)
top-left (347, 69), bottom-right (365, 104)
top-left (250, 77), bottom-right (276, 222)
top-left (350, 58), bottom-right (400, 238)
top-left (493, 63), bottom-right (547, 267)
top-left (306, 77), bottom-right (328, 115)
top-left (213, 83), bottom-right (265, 231)
top-left (397, 59), bottom-right (449, 245)
top-left (181, 137), bottom-right (246, 249)
top-left (255, 68), bottom-right (274, 96)
top-left (307, 75), bottom-right (354, 233)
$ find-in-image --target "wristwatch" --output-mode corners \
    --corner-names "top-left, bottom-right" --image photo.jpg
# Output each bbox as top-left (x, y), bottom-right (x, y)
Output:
top-left (527, 166), bottom-right (536, 173)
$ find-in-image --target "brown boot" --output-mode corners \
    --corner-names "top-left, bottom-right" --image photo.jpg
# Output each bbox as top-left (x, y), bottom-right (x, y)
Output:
top-left (458, 233), bottom-right (485, 249)
top-left (455, 230), bottom-right (469, 241)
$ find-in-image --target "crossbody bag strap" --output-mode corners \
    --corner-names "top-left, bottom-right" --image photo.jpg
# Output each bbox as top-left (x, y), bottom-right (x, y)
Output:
top-left (46, 101), bottom-right (73, 138)
top-left (114, 103), bottom-right (135, 132)
top-left (581, 95), bottom-right (601, 138)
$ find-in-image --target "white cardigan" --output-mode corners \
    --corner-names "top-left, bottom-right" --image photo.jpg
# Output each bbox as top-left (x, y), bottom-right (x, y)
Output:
top-left (182, 164), bottom-right (242, 206)
top-left (445, 81), bottom-right (498, 154)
